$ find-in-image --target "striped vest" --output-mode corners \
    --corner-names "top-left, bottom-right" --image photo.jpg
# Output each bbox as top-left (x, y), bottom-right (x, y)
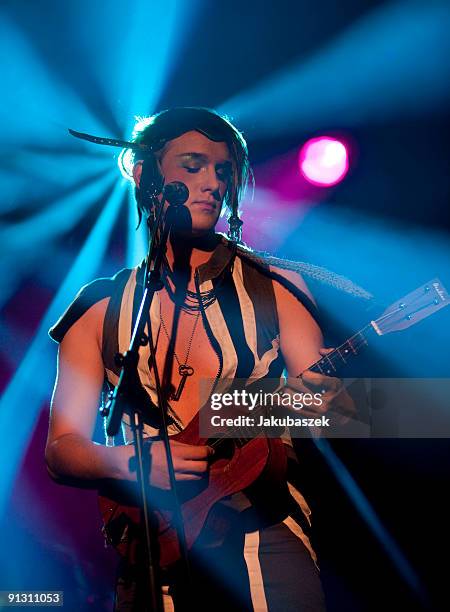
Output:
top-left (104, 238), bottom-right (286, 441)
top-left (49, 236), bottom-right (316, 541)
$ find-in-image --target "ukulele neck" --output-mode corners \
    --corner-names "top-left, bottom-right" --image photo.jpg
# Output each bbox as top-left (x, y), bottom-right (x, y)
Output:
top-left (307, 323), bottom-right (376, 377)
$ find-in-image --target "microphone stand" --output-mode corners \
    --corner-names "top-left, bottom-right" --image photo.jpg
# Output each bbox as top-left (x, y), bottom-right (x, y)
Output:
top-left (104, 185), bottom-right (191, 611)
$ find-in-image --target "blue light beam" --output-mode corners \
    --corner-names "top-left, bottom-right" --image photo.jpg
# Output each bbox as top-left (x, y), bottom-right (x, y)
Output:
top-left (0, 171), bottom-right (116, 311)
top-left (126, 190), bottom-right (148, 268)
top-left (1, 151), bottom-right (112, 214)
top-left (220, 1), bottom-right (450, 135)
top-left (0, 170), bottom-right (116, 250)
top-left (0, 13), bottom-right (112, 147)
top-left (63, 0), bottom-right (198, 135)
top-left (278, 205), bottom-right (450, 376)
top-left (314, 437), bottom-right (429, 605)
top-left (0, 178), bottom-right (126, 516)
top-left (114, 0), bottom-right (183, 135)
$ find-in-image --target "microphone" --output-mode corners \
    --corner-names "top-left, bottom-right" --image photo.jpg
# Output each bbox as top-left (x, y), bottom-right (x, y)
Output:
top-left (162, 182), bottom-right (192, 234)
top-left (162, 181), bottom-right (189, 206)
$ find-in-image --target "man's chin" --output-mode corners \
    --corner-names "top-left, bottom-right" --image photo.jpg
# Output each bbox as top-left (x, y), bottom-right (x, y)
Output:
top-left (190, 226), bottom-right (216, 238)
top-left (172, 224), bottom-right (216, 239)
top-left (169, 207), bottom-right (219, 239)
top-left (190, 216), bottom-right (219, 235)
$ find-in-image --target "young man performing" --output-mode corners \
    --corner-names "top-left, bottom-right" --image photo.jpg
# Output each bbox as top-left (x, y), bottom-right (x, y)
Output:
top-left (46, 107), bottom-right (353, 611)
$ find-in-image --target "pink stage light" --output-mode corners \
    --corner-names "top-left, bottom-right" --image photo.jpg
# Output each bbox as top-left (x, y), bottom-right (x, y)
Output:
top-left (299, 137), bottom-right (349, 186)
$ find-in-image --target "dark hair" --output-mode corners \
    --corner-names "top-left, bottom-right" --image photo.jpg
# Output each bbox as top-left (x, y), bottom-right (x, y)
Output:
top-left (120, 107), bottom-right (251, 240)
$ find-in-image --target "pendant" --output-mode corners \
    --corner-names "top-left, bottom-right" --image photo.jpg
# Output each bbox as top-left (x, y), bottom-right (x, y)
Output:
top-left (170, 364), bottom-right (194, 401)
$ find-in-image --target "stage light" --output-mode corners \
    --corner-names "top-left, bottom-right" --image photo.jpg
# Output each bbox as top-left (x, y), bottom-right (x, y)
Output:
top-left (0, 177), bottom-right (124, 516)
top-left (299, 137), bottom-right (349, 186)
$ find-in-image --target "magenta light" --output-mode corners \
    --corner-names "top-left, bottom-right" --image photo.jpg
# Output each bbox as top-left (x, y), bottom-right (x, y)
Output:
top-left (299, 137), bottom-right (349, 187)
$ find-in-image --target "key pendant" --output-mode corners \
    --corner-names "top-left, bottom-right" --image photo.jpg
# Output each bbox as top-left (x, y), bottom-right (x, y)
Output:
top-left (171, 364), bottom-right (194, 401)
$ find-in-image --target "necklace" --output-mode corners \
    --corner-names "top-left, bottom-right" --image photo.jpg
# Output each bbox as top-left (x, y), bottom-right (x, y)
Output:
top-left (161, 256), bottom-right (226, 312)
top-left (162, 270), bottom-right (218, 311)
top-left (159, 303), bottom-right (201, 401)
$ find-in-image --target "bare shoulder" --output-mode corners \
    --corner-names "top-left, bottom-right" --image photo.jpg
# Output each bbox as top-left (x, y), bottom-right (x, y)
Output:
top-left (269, 265), bottom-right (322, 373)
top-left (56, 295), bottom-right (111, 383)
top-left (269, 264), bottom-right (316, 304)
top-left (60, 296), bottom-right (110, 353)
top-left (49, 297), bottom-right (111, 443)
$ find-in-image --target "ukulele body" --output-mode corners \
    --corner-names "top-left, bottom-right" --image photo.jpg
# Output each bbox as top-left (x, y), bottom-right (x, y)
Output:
top-left (99, 411), bottom-right (287, 569)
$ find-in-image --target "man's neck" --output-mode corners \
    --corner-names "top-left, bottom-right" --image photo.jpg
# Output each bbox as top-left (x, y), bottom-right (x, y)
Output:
top-left (164, 231), bottom-right (220, 288)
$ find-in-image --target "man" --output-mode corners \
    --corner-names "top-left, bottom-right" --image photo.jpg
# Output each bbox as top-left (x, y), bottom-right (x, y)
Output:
top-left (46, 107), bottom-right (353, 611)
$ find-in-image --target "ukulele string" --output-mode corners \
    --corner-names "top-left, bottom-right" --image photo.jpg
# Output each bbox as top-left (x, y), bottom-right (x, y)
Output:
top-left (373, 289), bottom-right (435, 326)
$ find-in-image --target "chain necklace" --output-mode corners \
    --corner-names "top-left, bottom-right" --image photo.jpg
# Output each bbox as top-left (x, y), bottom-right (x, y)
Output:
top-left (162, 269), bottom-right (218, 312)
top-left (159, 302), bottom-right (201, 401)
top-left (165, 284), bottom-right (218, 311)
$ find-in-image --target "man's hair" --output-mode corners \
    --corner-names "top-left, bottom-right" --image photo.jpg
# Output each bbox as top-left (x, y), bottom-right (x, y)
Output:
top-left (120, 107), bottom-right (251, 228)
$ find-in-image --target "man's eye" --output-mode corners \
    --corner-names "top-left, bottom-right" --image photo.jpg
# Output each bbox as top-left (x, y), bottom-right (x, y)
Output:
top-left (184, 166), bottom-right (200, 173)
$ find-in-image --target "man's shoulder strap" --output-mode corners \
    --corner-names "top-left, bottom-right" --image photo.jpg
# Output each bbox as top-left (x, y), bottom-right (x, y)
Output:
top-left (48, 268), bottom-right (132, 344)
top-left (101, 268), bottom-right (141, 376)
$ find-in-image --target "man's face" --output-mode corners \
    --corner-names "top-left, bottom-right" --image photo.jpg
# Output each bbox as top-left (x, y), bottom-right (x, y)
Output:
top-left (136, 130), bottom-right (232, 236)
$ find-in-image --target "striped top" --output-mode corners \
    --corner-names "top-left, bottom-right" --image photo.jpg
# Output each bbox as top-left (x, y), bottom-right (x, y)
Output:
top-left (49, 235), bottom-right (319, 546)
top-left (50, 236), bottom-right (319, 442)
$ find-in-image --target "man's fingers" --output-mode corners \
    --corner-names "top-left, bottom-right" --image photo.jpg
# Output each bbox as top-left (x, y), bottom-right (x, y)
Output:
top-left (301, 370), bottom-right (342, 393)
top-left (176, 459), bottom-right (209, 475)
top-left (319, 347), bottom-right (334, 356)
top-left (170, 441), bottom-right (214, 460)
top-left (284, 377), bottom-right (309, 394)
top-left (175, 472), bottom-right (204, 482)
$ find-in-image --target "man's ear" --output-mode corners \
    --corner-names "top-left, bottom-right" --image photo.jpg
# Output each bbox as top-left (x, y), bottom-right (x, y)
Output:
top-left (132, 160), bottom-right (143, 188)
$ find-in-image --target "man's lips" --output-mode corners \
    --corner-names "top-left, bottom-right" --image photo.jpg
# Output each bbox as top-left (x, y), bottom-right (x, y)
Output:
top-left (192, 200), bottom-right (217, 209)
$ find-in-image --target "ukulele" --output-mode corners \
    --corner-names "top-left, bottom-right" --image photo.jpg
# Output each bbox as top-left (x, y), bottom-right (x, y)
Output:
top-left (99, 278), bottom-right (449, 568)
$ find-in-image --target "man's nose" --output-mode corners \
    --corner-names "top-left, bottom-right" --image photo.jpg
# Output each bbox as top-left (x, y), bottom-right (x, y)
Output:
top-left (200, 166), bottom-right (220, 196)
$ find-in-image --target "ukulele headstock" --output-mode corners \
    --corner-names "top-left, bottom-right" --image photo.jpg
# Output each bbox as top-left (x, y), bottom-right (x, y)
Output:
top-left (371, 278), bottom-right (449, 336)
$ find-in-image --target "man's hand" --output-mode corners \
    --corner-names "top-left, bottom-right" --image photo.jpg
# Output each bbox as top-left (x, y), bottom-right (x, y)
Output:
top-left (284, 348), bottom-right (356, 425)
top-left (148, 440), bottom-right (214, 490)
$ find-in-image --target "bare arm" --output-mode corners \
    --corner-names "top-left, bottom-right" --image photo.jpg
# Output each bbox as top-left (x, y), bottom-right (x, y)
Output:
top-left (272, 267), bottom-right (354, 421)
top-left (45, 298), bottom-right (212, 489)
top-left (271, 266), bottom-right (323, 375)
top-left (45, 298), bottom-right (133, 484)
